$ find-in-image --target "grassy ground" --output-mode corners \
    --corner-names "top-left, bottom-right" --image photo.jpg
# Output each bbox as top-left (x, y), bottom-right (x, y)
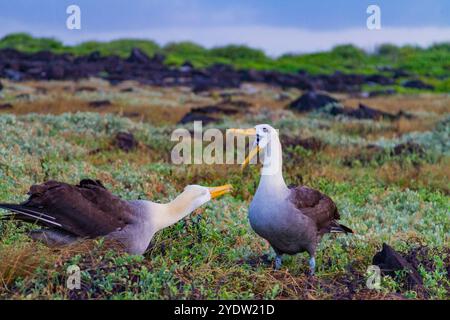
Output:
top-left (0, 80), bottom-right (449, 299)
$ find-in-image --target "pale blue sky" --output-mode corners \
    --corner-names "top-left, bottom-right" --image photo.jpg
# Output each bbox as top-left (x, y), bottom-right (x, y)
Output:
top-left (1, 0), bottom-right (449, 55)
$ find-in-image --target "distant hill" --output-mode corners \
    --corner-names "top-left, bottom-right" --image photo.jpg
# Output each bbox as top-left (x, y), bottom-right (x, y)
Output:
top-left (0, 33), bottom-right (449, 91)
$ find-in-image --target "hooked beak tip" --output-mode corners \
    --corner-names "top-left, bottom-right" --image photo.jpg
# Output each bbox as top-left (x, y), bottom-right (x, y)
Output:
top-left (228, 128), bottom-right (257, 136)
top-left (209, 184), bottom-right (233, 199)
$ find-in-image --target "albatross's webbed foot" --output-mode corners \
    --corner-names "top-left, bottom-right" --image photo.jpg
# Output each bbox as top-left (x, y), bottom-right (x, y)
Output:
top-left (309, 256), bottom-right (316, 276)
top-left (274, 255), bottom-right (283, 270)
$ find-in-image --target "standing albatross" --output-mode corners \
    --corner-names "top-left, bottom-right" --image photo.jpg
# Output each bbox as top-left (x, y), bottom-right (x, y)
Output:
top-left (230, 125), bottom-right (352, 274)
top-left (0, 179), bottom-right (232, 254)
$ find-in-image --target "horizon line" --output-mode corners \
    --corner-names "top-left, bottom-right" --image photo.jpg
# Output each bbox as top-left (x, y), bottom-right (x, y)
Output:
top-left (1, 25), bottom-right (450, 56)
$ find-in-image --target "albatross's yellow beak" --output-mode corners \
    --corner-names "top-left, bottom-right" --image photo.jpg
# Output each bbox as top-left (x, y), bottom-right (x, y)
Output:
top-left (209, 184), bottom-right (233, 199)
top-left (228, 128), bottom-right (257, 136)
top-left (228, 128), bottom-right (260, 170)
top-left (241, 145), bottom-right (261, 170)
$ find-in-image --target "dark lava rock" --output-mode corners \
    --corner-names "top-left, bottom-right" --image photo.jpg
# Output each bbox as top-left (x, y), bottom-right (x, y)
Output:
top-left (88, 100), bottom-right (112, 108)
top-left (87, 51), bottom-right (101, 62)
top-left (296, 137), bottom-right (325, 151)
top-left (191, 105), bottom-right (239, 116)
top-left (373, 243), bottom-right (424, 290)
top-left (178, 112), bottom-right (219, 125)
top-left (404, 246), bottom-right (450, 287)
top-left (395, 110), bottom-right (416, 120)
top-left (392, 142), bottom-right (425, 156)
top-left (0, 47), bottom-right (434, 94)
top-left (120, 87), bottom-right (134, 93)
top-left (192, 81), bottom-right (213, 94)
top-left (192, 64), bottom-right (242, 92)
top-left (47, 63), bottom-right (65, 79)
top-left (342, 145), bottom-right (386, 167)
top-left (242, 70), bottom-right (314, 90)
top-left (348, 103), bottom-right (396, 120)
top-left (344, 142), bottom-right (425, 167)
top-left (365, 74), bottom-right (394, 86)
top-left (403, 80), bottom-right (434, 90)
top-left (227, 99), bottom-right (252, 109)
top-left (392, 69), bottom-right (410, 79)
top-left (318, 72), bottom-right (365, 92)
top-left (4, 69), bottom-right (23, 81)
top-left (330, 103), bottom-right (396, 120)
top-left (0, 80), bottom-right (3, 91)
top-left (114, 132), bottom-right (137, 152)
top-left (150, 53), bottom-right (166, 65)
top-left (288, 91), bottom-right (339, 112)
top-left (126, 48), bottom-right (151, 64)
top-left (180, 61), bottom-right (194, 73)
top-left (0, 103), bottom-right (13, 110)
top-left (122, 111), bottom-right (141, 118)
top-left (281, 135), bottom-right (325, 151)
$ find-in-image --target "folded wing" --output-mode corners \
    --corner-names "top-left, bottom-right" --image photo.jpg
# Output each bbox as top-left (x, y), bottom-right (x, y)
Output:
top-left (288, 185), bottom-right (353, 235)
top-left (0, 179), bottom-right (136, 238)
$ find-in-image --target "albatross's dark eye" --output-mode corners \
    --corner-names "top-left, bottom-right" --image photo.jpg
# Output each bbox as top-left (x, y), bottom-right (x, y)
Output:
top-left (263, 127), bottom-right (269, 133)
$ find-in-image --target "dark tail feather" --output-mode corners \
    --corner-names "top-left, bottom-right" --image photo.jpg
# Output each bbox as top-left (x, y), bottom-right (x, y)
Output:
top-left (0, 203), bottom-right (61, 227)
top-left (330, 223), bottom-right (354, 234)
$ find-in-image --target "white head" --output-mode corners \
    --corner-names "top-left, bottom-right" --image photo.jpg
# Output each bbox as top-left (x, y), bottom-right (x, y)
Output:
top-left (181, 184), bottom-right (232, 208)
top-left (229, 124), bottom-right (281, 175)
top-left (253, 124), bottom-right (278, 151)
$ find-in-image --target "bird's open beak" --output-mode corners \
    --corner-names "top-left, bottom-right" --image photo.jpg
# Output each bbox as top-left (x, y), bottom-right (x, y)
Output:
top-left (209, 184), bottom-right (233, 199)
top-left (228, 128), bottom-right (261, 170)
top-left (241, 145), bottom-right (261, 170)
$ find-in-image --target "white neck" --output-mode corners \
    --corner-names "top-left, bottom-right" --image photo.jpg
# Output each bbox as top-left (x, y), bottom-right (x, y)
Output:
top-left (151, 191), bottom-right (200, 231)
top-left (257, 134), bottom-right (288, 195)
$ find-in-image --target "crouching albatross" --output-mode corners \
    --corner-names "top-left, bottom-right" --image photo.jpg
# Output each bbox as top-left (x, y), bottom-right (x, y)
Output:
top-left (230, 125), bottom-right (352, 274)
top-left (0, 179), bottom-right (232, 254)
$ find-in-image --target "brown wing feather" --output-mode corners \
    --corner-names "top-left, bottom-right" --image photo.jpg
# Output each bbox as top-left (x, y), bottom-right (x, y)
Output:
top-left (20, 179), bottom-right (136, 237)
top-left (288, 186), bottom-right (350, 235)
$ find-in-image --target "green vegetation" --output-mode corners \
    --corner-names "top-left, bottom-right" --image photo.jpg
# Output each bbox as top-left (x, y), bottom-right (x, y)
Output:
top-left (1, 33), bottom-right (450, 89)
top-left (0, 33), bottom-right (160, 59)
top-left (0, 35), bottom-right (448, 299)
top-left (0, 107), bottom-right (448, 299)
top-left (2, 33), bottom-right (449, 92)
